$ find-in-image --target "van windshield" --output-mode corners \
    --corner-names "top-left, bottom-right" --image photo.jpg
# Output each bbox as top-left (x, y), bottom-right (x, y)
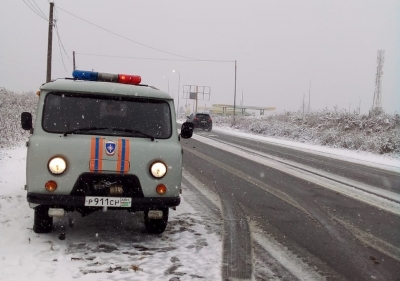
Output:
top-left (42, 92), bottom-right (172, 139)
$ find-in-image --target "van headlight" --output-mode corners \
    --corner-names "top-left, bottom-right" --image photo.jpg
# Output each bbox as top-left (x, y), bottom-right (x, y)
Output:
top-left (150, 161), bottom-right (167, 178)
top-left (48, 157), bottom-right (67, 175)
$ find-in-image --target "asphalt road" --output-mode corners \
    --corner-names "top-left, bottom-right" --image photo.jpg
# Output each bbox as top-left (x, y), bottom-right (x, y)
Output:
top-left (207, 130), bottom-right (400, 195)
top-left (181, 129), bottom-right (400, 281)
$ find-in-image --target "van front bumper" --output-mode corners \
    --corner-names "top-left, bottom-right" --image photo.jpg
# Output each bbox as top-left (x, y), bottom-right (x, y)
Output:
top-left (27, 192), bottom-right (180, 211)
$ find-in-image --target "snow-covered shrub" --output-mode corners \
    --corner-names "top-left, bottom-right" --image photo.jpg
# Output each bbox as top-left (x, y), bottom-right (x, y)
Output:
top-left (0, 90), bottom-right (38, 148)
top-left (378, 136), bottom-right (398, 154)
top-left (319, 129), bottom-right (339, 146)
top-left (212, 109), bottom-right (399, 158)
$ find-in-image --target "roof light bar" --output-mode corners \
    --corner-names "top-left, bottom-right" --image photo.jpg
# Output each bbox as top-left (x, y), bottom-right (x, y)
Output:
top-left (72, 70), bottom-right (141, 85)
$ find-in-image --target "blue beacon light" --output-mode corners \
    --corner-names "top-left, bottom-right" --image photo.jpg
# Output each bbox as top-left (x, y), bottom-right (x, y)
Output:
top-left (72, 70), bottom-right (99, 81)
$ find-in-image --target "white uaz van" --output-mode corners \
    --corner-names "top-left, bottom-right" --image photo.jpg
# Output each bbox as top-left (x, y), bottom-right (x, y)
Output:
top-left (21, 70), bottom-right (194, 234)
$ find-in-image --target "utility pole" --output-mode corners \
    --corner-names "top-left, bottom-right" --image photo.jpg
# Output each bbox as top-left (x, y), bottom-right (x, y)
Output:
top-left (241, 89), bottom-right (243, 116)
top-left (163, 76), bottom-right (169, 94)
top-left (73, 51), bottom-right (76, 70)
top-left (308, 80), bottom-right (311, 114)
top-left (233, 60), bottom-right (237, 122)
top-left (372, 50), bottom-right (385, 112)
top-left (172, 70), bottom-right (180, 115)
top-left (195, 92), bottom-right (198, 113)
top-left (177, 74), bottom-right (180, 114)
top-left (46, 1), bottom-right (54, 83)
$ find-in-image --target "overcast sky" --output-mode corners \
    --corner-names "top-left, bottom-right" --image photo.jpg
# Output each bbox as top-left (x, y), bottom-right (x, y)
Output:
top-left (1, 0), bottom-right (399, 113)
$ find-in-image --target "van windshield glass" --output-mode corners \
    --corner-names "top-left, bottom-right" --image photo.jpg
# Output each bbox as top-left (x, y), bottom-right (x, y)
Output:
top-left (42, 93), bottom-right (172, 139)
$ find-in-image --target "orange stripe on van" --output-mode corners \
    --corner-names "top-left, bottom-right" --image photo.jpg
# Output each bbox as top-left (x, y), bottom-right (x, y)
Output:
top-left (90, 137), bottom-right (103, 172)
top-left (90, 137), bottom-right (96, 171)
top-left (116, 139), bottom-right (130, 173)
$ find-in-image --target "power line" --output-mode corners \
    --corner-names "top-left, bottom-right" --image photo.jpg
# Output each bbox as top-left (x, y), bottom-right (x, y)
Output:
top-left (51, 6), bottom-right (70, 72)
top-left (55, 5), bottom-right (211, 61)
top-left (54, 22), bottom-right (68, 71)
top-left (22, 0), bottom-right (47, 21)
top-left (23, 0), bottom-right (46, 20)
top-left (53, 10), bottom-right (69, 59)
top-left (75, 52), bottom-right (234, 63)
top-left (31, 0), bottom-right (47, 19)
top-left (55, 25), bottom-right (69, 59)
top-left (54, 5), bottom-right (59, 20)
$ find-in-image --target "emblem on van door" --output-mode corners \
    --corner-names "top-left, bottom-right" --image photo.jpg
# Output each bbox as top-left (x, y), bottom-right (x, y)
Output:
top-left (105, 141), bottom-right (116, 155)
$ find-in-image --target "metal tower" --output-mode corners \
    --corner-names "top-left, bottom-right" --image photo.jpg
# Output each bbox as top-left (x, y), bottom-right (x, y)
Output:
top-left (372, 50), bottom-right (385, 111)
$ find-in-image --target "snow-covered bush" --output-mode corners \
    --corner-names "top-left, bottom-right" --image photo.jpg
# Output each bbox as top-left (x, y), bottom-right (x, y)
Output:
top-left (214, 110), bottom-right (399, 158)
top-left (0, 90), bottom-right (38, 147)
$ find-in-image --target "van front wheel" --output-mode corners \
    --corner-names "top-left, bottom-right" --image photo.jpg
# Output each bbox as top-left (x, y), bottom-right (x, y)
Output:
top-left (33, 205), bottom-right (53, 233)
top-left (144, 208), bottom-right (169, 234)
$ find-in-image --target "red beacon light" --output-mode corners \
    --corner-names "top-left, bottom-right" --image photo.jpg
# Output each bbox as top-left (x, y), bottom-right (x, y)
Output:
top-left (72, 70), bottom-right (141, 85)
top-left (118, 74), bottom-right (141, 84)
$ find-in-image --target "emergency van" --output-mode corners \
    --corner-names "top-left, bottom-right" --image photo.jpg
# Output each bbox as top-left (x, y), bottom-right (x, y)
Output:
top-left (21, 70), bottom-right (194, 234)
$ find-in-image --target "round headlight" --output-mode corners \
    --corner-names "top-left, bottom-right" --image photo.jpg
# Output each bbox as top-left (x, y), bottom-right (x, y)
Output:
top-left (48, 157), bottom-right (67, 175)
top-left (150, 161), bottom-right (167, 178)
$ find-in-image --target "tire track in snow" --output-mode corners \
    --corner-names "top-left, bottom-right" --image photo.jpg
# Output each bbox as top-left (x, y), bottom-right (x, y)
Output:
top-left (182, 170), bottom-right (252, 280)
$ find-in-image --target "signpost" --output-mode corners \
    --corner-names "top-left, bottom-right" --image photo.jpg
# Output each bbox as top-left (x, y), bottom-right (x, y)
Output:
top-left (183, 85), bottom-right (211, 114)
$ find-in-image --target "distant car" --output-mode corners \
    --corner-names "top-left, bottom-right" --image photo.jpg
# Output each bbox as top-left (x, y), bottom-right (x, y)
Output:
top-left (187, 113), bottom-right (212, 131)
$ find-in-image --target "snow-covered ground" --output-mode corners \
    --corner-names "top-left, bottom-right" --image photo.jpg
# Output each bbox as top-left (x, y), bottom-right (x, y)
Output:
top-left (0, 147), bottom-right (221, 281)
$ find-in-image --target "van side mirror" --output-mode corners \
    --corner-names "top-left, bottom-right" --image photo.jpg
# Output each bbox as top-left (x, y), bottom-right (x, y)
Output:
top-left (180, 122), bottom-right (194, 139)
top-left (21, 112), bottom-right (32, 131)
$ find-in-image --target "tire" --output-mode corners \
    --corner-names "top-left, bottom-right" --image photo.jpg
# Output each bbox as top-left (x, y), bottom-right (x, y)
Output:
top-left (144, 208), bottom-right (169, 234)
top-left (33, 205), bottom-right (53, 233)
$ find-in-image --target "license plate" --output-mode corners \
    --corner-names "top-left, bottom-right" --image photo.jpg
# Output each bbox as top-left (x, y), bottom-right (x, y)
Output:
top-left (84, 197), bottom-right (131, 207)
top-left (201, 121), bottom-right (207, 123)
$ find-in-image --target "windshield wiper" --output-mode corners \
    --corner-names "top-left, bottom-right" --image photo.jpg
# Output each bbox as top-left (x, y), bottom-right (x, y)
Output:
top-left (112, 128), bottom-right (155, 141)
top-left (63, 127), bottom-right (108, 136)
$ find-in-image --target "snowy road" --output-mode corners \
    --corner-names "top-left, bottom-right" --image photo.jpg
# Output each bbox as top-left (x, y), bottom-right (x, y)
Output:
top-left (182, 128), bottom-right (400, 280)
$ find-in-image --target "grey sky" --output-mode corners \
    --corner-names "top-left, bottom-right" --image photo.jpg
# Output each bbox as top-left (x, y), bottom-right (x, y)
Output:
top-left (1, 0), bottom-right (399, 113)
